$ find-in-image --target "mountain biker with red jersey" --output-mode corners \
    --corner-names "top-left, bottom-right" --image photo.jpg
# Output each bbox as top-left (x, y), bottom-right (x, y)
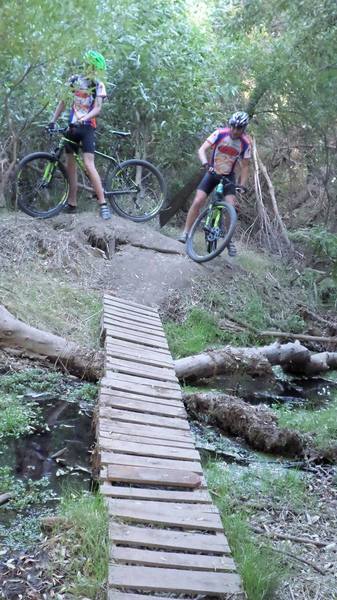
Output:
top-left (49, 50), bottom-right (111, 220)
top-left (178, 111), bottom-right (251, 256)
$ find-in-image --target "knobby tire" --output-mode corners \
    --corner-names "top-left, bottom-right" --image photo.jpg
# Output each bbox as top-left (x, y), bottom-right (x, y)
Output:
top-left (16, 152), bottom-right (69, 218)
top-left (186, 201), bottom-right (237, 263)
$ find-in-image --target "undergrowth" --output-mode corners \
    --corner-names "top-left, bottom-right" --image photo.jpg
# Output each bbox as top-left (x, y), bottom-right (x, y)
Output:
top-left (275, 393), bottom-right (337, 450)
top-left (50, 492), bottom-right (109, 599)
top-left (205, 461), bottom-right (314, 599)
top-left (0, 270), bottom-right (101, 347)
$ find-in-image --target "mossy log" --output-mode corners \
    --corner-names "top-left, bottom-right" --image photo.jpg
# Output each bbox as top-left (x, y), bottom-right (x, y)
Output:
top-left (183, 390), bottom-right (306, 457)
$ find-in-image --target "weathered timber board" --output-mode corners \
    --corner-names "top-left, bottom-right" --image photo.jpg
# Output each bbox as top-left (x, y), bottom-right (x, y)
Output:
top-left (104, 307), bottom-right (163, 327)
top-left (106, 346), bottom-right (173, 368)
top-left (108, 498), bottom-right (217, 515)
top-left (107, 499), bottom-right (222, 530)
top-left (106, 465), bottom-right (201, 488)
top-left (105, 357), bottom-right (177, 382)
top-left (104, 295), bottom-right (158, 315)
top-left (109, 523), bottom-right (230, 553)
top-left (108, 593), bottom-right (172, 600)
top-left (98, 420), bottom-right (193, 442)
top-left (105, 326), bottom-right (169, 349)
top-left (100, 388), bottom-right (182, 408)
top-left (98, 431), bottom-right (195, 448)
top-left (100, 394), bottom-right (185, 417)
top-left (98, 439), bottom-right (199, 460)
top-left (104, 315), bottom-right (166, 336)
top-left (106, 337), bottom-right (172, 357)
top-left (101, 378), bottom-right (182, 401)
top-left (99, 406), bottom-right (189, 430)
top-left (108, 566), bottom-right (242, 594)
top-left (103, 372), bottom-right (181, 391)
top-left (110, 547), bottom-right (236, 572)
top-left (102, 453), bottom-right (202, 474)
top-left (100, 484), bottom-right (211, 503)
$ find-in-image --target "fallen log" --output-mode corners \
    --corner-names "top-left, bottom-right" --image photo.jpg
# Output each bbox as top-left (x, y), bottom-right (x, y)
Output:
top-left (183, 391), bottom-right (307, 457)
top-left (174, 341), bottom-right (337, 381)
top-left (0, 304), bottom-right (103, 381)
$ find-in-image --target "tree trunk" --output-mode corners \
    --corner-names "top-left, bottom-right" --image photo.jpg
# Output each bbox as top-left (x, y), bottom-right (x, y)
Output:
top-left (174, 341), bottom-right (337, 381)
top-left (183, 391), bottom-right (307, 457)
top-left (0, 304), bottom-right (103, 381)
top-left (159, 170), bottom-right (203, 227)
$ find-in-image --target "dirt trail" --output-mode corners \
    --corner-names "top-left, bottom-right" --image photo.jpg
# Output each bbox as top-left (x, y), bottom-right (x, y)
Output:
top-left (0, 212), bottom-right (236, 308)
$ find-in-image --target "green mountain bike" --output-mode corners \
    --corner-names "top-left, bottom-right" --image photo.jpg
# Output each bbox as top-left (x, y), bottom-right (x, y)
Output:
top-left (186, 177), bottom-right (240, 263)
top-left (15, 126), bottom-right (167, 221)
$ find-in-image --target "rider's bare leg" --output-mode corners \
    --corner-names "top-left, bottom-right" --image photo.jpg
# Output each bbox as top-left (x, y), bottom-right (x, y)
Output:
top-left (66, 153), bottom-right (78, 206)
top-left (183, 189), bottom-right (208, 234)
top-left (83, 153), bottom-right (105, 205)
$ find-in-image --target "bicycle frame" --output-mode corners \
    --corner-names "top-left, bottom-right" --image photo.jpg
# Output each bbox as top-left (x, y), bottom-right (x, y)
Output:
top-left (48, 134), bottom-right (132, 198)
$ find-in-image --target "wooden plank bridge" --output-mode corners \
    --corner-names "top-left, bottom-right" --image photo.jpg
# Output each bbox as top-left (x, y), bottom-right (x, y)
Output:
top-left (96, 293), bottom-right (244, 599)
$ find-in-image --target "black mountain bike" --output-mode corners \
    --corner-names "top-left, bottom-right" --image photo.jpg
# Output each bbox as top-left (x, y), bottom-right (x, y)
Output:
top-left (15, 126), bottom-right (167, 221)
top-left (186, 177), bottom-right (241, 263)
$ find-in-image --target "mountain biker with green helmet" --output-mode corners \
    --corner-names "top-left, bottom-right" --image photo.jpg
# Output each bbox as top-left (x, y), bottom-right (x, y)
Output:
top-left (178, 111), bottom-right (251, 256)
top-left (49, 50), bottom-right (111, 220)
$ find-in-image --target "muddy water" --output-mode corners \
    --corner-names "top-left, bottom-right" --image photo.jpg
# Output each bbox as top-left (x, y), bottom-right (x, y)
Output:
top-left (0, 381), bottom-right (95, 550)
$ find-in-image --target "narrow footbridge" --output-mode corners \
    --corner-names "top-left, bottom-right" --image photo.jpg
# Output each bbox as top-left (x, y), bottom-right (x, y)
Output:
top-left (96, 293), bottom-right (243, 599)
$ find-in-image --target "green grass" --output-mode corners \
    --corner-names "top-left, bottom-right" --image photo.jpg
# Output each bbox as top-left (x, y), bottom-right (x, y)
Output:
top-left (51, 492), bottom-right (109, 599)
top-left (276, 394), bottom-right (337, 450)
top-left (0, 270), bottom-right (101, 347)
top-left (0, 394), bottom-right (43, 440)
top-left (164, 307), bottom-right (227, 358)
top-left (204, 461), bottom-right (316, 599)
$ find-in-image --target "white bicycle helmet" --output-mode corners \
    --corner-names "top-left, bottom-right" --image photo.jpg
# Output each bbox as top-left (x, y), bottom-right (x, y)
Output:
top-left (228, 111), bottom-right (249, 128)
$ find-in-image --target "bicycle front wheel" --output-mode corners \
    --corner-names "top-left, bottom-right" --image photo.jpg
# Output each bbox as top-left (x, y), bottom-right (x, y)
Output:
top-left (105, 159), bottom-right (167, 222)
top-left (16, 152), bottom-right (69, 218)
top-left (186, 202), bottom-right (237, 263)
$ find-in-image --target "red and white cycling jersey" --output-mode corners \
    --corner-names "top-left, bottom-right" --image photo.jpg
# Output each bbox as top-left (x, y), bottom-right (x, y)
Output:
top-left (207, 127), bottom-right (251, 175)
top-left (68, 75), bottom-right (107, 128)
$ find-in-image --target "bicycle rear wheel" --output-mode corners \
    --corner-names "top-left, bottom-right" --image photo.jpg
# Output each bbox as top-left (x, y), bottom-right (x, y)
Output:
top-left (16, 152), bottom-right (69, 218)
top-left (186, 202), bottom-right (237, 263)
top-left (105, 159), bottom-right (167, 222)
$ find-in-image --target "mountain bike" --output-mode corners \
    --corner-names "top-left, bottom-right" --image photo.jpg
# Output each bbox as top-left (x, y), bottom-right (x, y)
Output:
top-left (15, 125), bottom-right (167, 221)
top-left (186, 177), bottom-right (241, 263)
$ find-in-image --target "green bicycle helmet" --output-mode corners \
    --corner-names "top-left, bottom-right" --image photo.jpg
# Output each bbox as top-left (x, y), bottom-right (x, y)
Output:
top-left (83, 50), bottom-right (106, 71)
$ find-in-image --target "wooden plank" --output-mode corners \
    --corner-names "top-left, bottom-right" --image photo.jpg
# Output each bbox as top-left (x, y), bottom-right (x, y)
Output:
top-left (105, 357), bottom-right (177, 382)
top-left (104, 306), bottom-right (162, 327)
top-left (105, 315), bottom-right (165, 336)
top-left (106, 337), bottom-right (172, 357)
top-left (108, 498), bottom-right (216, 515)
top-left (104, 295), bottom-right (158, 315)
top-left (102, 453), bottom-right (202, 474)
top-left (101, 377), bottom-right (182, 401)
top-left (108, 566), bottom-right (242, 594)
top-left (105, 326), bottom-right (169, 349)
top-left (99, 406), bottom-right (189, 430)
top-left (99, 419), bottom-right (193, 442)
top-left (111, 547), bottom-right (236, 572)
top-left (104, 372), bottom-right (181, 391)
top-left (108, 594), bottom-right (171, 600)
top-left (100, 388), bottom-right (182, 408)
top-left (98, 430), bottom-right (195, 448)
top-left (109, 523), bottom-right (230, 553)
top-left (100, 394), bottom-right (185, 417)
top-left (106, 465), bottom-right (201, 488)
top-left (98, 439), bottom-right (199, 460)
top-left (100, 484), bottom-right (211, 503)
top-left (106, 346), bottom-right (173, 369)
top-left (107, 499), bottom-right (223, 530)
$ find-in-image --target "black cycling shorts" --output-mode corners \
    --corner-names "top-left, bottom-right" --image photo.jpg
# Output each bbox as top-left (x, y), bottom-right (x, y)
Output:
top-left (65, 124), bottom-right (96, 154)
top-left (197, 171), bottom-right (236, 196)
